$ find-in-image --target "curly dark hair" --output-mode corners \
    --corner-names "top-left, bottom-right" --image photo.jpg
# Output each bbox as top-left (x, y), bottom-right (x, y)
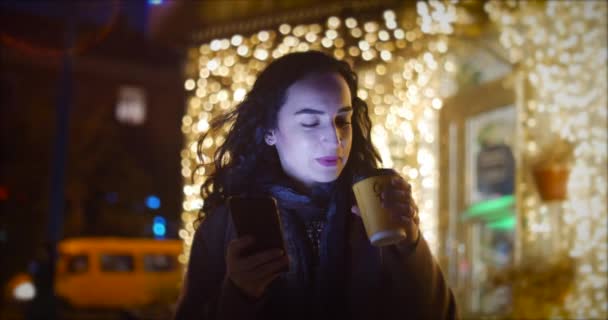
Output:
top-left (195, 50), bottom-right (381, 218)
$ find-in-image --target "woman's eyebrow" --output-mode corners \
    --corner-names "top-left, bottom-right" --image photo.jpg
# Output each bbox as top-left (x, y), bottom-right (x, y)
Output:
top-left (337, 106), bottom-right (353, 114)
top-left (293, 106), bottom-right (353, 115)
top-left (294, 108), bottom-right (324, 115)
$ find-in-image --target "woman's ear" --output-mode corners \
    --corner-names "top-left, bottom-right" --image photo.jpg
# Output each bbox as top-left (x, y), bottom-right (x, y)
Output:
top-left (264, 130), bottom-right (277, 146)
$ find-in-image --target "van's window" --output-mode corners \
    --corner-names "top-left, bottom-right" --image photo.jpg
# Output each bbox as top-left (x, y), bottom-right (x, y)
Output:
top-left (143, 254), bottom-right (176, 272)
top-left (67, 255), bottom-right (88, 273)
top-left (100, 254), bottom-right (134, 272)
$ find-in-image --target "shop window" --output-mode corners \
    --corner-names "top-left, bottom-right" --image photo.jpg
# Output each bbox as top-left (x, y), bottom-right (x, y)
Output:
top-left (143, 253), bottom-right (176, 272)
top-left (100, 254), bottom-right (134, 272)
top-left (67, 255), bottom-right (89, 274)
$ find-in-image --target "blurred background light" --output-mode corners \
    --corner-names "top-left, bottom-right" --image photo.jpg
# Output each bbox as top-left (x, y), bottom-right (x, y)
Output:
top-left (146, 195), bottom-right (161, 210)
top-left (13, 282), bottom-right (36, 301)
top-left (153, 215), bottom-right (166, 238)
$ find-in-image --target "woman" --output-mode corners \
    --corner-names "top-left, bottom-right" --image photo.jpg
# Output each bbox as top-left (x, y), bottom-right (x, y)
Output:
top-left (174, 51), bottom-right (457, 319)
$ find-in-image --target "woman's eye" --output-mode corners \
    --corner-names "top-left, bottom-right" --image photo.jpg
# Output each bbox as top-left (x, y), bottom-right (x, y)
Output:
top-left (301, 122), bottom-right (319, 128)
top-left (336, 118), bottom-right (352, 127)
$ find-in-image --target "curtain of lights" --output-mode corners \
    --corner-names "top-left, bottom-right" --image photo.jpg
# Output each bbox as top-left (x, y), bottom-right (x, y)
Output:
top-left (179, 1), bottom-right (457, 270)
top-left (487, 1), bottom-right (607, 318)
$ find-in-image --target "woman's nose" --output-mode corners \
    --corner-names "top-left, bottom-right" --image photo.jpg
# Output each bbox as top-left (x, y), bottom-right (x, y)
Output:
top-left (320, 126), bottom-right (341, 146)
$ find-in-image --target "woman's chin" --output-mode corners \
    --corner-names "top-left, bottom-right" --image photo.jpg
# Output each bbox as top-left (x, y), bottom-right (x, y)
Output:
top-left (312, 171), bottom-right (342, 183)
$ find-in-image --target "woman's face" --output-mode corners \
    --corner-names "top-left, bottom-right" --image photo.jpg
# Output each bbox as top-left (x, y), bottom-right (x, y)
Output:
top-left (265, 72), bottom-right (353, 188)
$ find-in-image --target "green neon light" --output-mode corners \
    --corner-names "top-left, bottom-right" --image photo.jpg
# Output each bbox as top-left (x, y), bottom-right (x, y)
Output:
top-left (466, 194), bottom-right (515, 217)
top-left (487, 216), bottom-right (516, 230)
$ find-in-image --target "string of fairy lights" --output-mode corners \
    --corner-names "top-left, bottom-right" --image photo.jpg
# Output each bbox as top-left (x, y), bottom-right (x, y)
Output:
top-left (486, 1), bottom-right (607, 318)
top-left (177, 1), bottom-right (607, 317)
top-left (179, 1), bottom-right (457, 266)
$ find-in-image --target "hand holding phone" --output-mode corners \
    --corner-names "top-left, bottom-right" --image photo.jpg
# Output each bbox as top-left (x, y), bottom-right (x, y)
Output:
top-left (226, 195), bottom-right (289, 297)
top-left (227, 195), bottom-right (287, 257)
top-left (225, 236), bottom-right (288, 298)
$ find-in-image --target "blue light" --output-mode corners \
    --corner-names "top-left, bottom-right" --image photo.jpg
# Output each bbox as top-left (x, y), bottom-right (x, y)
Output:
top-left (153, 224), bottom-right (166, 236)
top-left (146, 195), bottom-right (161, 210)
top-left (153, 216), bottom-right (166, 224)
top-left (148, 0), bottom-right (163, 5)
top-left (153, 215), bottom-right (166, 237)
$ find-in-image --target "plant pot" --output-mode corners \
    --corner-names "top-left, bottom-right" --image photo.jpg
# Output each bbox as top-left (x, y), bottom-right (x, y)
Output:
top-left (533, 164), bottom-right (570, 201)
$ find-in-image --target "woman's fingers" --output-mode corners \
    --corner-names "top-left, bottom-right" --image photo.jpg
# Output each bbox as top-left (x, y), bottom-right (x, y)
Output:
top-left (235, 249), bottom-right (285, 272)
top-left (249, 255), bottom-right (289, 281)
top-left (389, 203), bottom-right (411, 221)
top-left (381, 189), bottom-right (414, 211)
top-left (227, 236), bottom-right (255, 260)
top-left (381, 189), bottom-right (408, 204)
top-left (378, 176), bottom-right (419, 223)
top-left (233, 254), bottom-right (288, 295)
top-left (391, 176), bottom-right (411, 190)
top-left (351, 205), bottom-right (361, 216)
top-left (226, 242), bottom-right (288, 298)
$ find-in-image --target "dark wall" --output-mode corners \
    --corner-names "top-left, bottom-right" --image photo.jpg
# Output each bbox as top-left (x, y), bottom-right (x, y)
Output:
top-left (0, 8), bottom-right (185, 288)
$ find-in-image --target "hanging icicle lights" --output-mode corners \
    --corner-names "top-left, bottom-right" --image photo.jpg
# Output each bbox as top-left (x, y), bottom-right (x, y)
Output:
top-left (179, 1), bottom-right (457, 266)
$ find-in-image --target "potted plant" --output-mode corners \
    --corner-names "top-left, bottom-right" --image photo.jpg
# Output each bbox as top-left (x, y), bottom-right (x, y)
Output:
top-left (531, 138), bottom-right (573, 201)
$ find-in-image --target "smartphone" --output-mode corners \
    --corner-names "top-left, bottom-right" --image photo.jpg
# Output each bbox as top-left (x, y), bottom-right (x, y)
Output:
top-left (227, 195), bottom-right (288, 263)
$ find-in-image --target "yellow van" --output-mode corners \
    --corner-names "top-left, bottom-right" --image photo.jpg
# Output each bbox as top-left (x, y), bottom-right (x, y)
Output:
top-left (54, 237), bottom-right (183, 310)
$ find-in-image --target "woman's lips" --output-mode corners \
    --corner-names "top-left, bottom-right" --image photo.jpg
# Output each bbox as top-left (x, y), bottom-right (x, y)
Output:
top-left (316, 156), bottom-right (340, 167)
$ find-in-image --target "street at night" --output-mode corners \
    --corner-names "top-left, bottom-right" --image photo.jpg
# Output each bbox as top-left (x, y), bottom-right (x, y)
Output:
top-left (1, 1), bottom-right (606, 319)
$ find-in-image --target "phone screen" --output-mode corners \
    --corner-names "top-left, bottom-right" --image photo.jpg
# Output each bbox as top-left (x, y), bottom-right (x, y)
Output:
top-left (227, 195), bottom-right (287, 259)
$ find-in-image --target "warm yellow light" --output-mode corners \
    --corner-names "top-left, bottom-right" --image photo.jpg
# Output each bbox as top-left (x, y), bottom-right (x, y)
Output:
top-left (230, 34), bottom-right (243, 46)
top-left (487, 0), bottom-right (607, 318)
top-left (327, 16), bottom-right (340, 29)
top-left (279, 24), bottom-right (291, 35)
top-left (184, 79), bottom-right (195, 91)
top-left (257, 30), bottom-right (270, 42)
top-left (345, 17), bottom-right (357, 29)
top-left (180, 5), bottom-right (457, 274)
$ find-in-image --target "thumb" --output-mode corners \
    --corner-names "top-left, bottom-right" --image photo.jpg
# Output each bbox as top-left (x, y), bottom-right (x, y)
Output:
top-left (351, 205), bottom-right (361, 217)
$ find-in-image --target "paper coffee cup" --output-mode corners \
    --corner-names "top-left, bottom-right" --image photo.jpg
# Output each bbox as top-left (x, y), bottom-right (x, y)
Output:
top-left (352, 169), bottom-right (407, 246)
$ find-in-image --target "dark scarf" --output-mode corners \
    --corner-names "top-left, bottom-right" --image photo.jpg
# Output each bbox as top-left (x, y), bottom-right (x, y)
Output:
top-left (254, 172), bottom-right (350, 318)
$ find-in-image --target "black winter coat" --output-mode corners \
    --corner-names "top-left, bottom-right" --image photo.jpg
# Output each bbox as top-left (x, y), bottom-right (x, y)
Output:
top-left (174, 182), bottom-right (458, 320)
